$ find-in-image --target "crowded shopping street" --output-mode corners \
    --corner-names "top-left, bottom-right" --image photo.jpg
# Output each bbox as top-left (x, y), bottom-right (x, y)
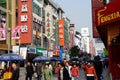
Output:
top-left (0, 0), bottom-right (120, 80)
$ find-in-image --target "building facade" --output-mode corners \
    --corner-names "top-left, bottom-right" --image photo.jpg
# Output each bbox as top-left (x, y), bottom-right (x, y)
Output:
top-left (0, 0), bottom-right (70, 60)
top-left (95, 0), bottom-right (120, 79)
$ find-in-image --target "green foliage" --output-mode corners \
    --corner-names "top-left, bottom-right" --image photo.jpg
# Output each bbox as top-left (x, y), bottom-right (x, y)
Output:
top-left (69, 46), bottom-right (80, 58)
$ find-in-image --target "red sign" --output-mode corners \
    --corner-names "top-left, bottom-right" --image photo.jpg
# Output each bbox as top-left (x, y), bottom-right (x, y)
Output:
top-left (58, 19), bottom-right (64, 46)
top-left (95, 0), bottom-right (120, 26)
top-left (18, 0), bottom-right (32, 44)
top-left (91, 0), bottom-right (104, 38)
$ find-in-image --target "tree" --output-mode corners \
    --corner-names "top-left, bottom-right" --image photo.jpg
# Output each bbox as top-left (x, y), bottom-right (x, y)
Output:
top-left (69, 46), bottom-right (80, 58)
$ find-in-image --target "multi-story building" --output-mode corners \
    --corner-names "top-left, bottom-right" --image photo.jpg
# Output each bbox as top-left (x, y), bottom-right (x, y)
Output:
top-left (0, 0), bottom-right (16, 54)
top-left (43, 0), bottom-right (64, 50)
top-left (0, 0), bottom-right (68, 59)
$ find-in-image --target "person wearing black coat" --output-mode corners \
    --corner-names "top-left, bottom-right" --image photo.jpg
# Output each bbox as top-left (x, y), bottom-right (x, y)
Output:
top-left (60, 63), bottom-right (70, 80)
top-left (25, 62), bottom-right (34, 80)
top-left (11, 63), bottom-right (20, 80)
top-left (94, 56), bottom-right (103, 80)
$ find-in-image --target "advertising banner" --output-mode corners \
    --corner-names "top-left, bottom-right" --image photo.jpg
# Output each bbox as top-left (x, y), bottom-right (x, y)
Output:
top-left (0, 28), bottom-right (6, 41)
top-left (20, 47), bottom-right (27, 59)
top-left (36, 47), bottom-right (47, 56)
top-left (0, 15), bottom-right (6, 41)
top-left (0, 15), bottom-right (6, 28)
top-left (58, 19), bottom-right (64, 46)
top-left (27, 47), bottom-right (36, 54)
top-left (12, 46), bottom-right (19, 55)
top-left (48, 51), bottom-right (53, 58)
top-left (81, 27), bottom-right (89, 37)
top-left (18, 0), bottom-right (32, 44)
top-left (12, 26), bottom-right (20, 39)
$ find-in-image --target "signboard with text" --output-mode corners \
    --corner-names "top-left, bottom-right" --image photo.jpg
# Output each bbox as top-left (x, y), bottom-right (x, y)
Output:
top-left (18, 0), bottom-right (32, 44)
top-left (95, 0), bottom-right (120, 26)
top-left (58, 19), bottom-right (64, 46)
top-left (36, 47), bottom-right (47, 55)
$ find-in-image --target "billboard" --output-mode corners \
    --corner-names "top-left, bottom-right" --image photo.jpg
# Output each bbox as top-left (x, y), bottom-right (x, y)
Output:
top-left (81, 27), bottom-right (89, 37)
top-left (95, 0), bottom-right (120, 26)
top-left (18, 0), bottom-right (32, 44)
top-left (12, 46), bottom-right (19, 55)
top-left (20, 47), bottom-right (27, 59)
top-left (0, 15), bottom-right (6, 41)
top-left (12, 26), bottom-right (21, 39)
top-left (0, 28), bottom-right (6, 41)
top-left (91, 0), bottom-right (104, 38)
top-left (58, 19), bottom-right (64, 46)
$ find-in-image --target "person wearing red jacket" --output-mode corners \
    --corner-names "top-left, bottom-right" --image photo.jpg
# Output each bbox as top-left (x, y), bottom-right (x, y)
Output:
top-left (83, 62), bottom-right (98, 80)
top-left (55, 63), bottom-right (61, 80)
top-left (70, 63), bottom-right (80, 80)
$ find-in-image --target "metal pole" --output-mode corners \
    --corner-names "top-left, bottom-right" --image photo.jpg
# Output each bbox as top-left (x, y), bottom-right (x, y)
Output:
top-left (7, 28), bottom-right (11, 54)
top-left (60, 46), bottom-right (63, 62)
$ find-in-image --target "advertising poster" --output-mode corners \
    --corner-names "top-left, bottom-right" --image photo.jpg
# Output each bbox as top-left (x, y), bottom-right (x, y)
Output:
top-left (20, 47), bottom-right (27, 59)
top-left (12, 46), bottom-right (19, 55)
top-left (0, 15), bottom-right (6, 41)
top-left (0, 15), bottom-right (6, 28)
top-left (0, 28), bottom-right (6, 41)
top-left (12, 26), bottom-right (21, 39)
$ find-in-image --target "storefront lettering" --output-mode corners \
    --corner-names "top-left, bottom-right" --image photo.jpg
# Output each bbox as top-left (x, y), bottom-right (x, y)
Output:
top-left (101, 11), bottom-right (120, 23)
top-left (97, 6), bottom-right (120, 25)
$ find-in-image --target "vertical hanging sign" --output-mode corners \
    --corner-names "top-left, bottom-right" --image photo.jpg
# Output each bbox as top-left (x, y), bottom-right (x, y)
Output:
top-left (58, 19), bottom-right (64, 46)
top-left (18, 0), bottom-right (32, 44)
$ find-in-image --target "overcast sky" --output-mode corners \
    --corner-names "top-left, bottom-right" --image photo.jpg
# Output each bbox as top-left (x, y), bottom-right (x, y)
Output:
top-left (54, 0), bottom-right (92, 34)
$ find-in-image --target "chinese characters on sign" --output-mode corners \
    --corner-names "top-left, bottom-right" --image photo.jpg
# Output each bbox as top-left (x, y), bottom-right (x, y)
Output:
top-left (20, 0), bottom-right (28, 33)
top-left (58, 19), bottom-right (64, 46)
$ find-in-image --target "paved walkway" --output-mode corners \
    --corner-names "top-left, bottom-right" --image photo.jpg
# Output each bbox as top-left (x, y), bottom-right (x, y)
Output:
top-left (19, 67), bottom-right (111, 80)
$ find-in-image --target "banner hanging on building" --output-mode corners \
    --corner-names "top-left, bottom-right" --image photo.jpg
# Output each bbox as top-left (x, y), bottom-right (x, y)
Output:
top-left (58, 19), bottom-right (64, 46)
top-left (0, 15), bottom-right (6, 41)
top-left (0, 28), bottom-right (6, 41)
top-left (20, 47), bottom-right (27, 59)
top-left (12, 26), bottom-right (21, 39)
top-left (18, 0), bottom-right (32, 44)
top-left (12, 46), bottom-right (19, 55)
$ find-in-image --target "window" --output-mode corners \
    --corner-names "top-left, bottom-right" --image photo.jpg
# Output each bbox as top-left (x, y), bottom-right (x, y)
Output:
top-left (37, 0), bottom-right (42, 3)
top-left (32, 2), bottom-right (41, 17)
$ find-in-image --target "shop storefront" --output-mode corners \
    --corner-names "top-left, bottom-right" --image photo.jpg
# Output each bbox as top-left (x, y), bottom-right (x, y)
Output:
top-left (95, 0), bottom-right (120, 79)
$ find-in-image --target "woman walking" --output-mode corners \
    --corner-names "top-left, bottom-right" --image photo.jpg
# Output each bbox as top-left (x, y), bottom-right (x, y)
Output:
top-left (42, 64), bottom-right (52, 80)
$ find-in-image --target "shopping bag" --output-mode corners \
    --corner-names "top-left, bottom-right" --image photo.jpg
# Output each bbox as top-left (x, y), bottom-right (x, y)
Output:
top-left (3, 72), bottom-right (12, 80)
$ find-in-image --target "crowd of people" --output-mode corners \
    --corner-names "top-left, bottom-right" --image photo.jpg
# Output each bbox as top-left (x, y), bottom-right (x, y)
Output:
top-left (0, 55), bottom-right (107, 80)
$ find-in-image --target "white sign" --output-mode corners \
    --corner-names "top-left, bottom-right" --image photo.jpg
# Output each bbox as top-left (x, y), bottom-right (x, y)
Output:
top-left (21, 4), bottom-right (28, 12)
top-left (20, 47), bottom-right (27, 59)
top-left (12, 46), bottom-right (19, 55)
top-left (81, 28), bottom-right (89, 37)
top-left (21, 15), bottom-right (28, 22)
top-left (21, 25), bottom-right (28, 32)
